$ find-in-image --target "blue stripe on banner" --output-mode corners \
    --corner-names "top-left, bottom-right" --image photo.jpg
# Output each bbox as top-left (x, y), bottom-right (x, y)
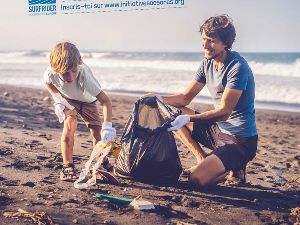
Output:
top-left (28, 0), bottom-right (56, 5)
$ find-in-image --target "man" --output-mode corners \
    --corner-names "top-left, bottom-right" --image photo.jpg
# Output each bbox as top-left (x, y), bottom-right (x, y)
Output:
top-left (159, 15), bottom-right (258, 187)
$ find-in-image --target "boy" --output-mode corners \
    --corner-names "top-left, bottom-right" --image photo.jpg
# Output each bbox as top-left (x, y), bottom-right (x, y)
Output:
top-left (44, 41), bottom-right (116, 181)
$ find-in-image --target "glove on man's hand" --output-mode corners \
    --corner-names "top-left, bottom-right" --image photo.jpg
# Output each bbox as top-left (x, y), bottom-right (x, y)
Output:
top-left (167, 115), bottom-right (190, 131)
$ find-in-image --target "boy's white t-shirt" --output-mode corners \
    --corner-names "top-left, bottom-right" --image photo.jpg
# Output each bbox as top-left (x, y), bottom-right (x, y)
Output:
top-left (43, 64), bottom-right (102, 103)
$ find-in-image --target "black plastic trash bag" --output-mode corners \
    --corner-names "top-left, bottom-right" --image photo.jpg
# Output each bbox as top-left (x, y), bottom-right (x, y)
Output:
top-left (113, 96), bottom-right (182, 184)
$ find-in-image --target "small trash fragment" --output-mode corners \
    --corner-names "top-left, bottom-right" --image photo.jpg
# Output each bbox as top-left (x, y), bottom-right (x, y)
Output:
top-left (95, 193), bottom-right (155, 210)
top-left (96, 193), bottom-right (132, 204)
top-left (3, 208), bottom-right (55, 225)
top-left (43, 96), bottom-right (50, 101)
top-left (129, 196), bottom-right (155, 210)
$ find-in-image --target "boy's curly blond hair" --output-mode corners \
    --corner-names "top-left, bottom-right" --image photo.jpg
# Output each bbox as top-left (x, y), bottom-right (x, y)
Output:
top-left (50, 42), bottom-right (83, 74)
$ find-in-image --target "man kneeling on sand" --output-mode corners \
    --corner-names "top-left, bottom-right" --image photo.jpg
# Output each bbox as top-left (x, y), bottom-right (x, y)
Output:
top-left (44, 42), bottom-right (116, 181)
top-left (152, 15), bottom-right (258, 187)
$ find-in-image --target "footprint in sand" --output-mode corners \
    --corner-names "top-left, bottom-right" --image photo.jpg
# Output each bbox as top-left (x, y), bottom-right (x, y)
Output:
top-left (0, 147), bottom-right (13, 156)
top-left (37, 133), bottom-right (53, 141)
top-left (41, 176), bottom-right (57, 185)
top-left (1, 179), bottom-right (20, 187)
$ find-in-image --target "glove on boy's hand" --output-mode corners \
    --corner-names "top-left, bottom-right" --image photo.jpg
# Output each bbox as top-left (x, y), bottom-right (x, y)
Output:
top-left (167, 115), bottom-right (190, 131)
top-left (101, 122), bottom-right (116, 144)
top-left (52, 93), bottom-right (75, 123)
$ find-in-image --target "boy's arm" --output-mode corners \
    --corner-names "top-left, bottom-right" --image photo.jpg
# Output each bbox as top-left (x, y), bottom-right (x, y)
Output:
top-left (45, 83), bottom-right (60, 95)
top-left (95, 91), bottom-right (112, 122)
top-left (45, 83), bottom-right (74, 123)
top-left (96, 91), bottom-right (116, 144)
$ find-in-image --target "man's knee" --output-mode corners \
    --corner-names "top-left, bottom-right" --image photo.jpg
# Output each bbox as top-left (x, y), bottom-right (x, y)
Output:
top-left (189, 154), bottom-right (226, 187)
top-left (189, 171), bottom-right (210, 187)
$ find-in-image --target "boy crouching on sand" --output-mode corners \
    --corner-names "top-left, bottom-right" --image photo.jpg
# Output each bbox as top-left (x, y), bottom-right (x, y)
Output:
top-left (44, 41), bottom-right (116, 181)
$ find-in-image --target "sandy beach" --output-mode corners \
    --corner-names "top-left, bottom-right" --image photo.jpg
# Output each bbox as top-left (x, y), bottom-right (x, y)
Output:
top-left (0, 84), bottom-right (299, 225)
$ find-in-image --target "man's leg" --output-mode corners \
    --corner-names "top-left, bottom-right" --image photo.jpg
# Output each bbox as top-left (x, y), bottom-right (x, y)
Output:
top-left (61, 115), bottom-right (78, 164)
top-left (173, 107), bottom-right (207, 163)
top-left (88, 124), bottom-right (101, 147)
top-left (189, 154), bottom-right (226, 187)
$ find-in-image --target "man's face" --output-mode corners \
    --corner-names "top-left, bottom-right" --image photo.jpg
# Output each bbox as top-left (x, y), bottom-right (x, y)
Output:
top-left (58, 67), bottom-right (79, 83)
top-left (201, 32), bottom-right (226, 60)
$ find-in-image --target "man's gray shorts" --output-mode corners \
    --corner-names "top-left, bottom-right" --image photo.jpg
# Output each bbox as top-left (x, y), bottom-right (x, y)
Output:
top-left (191, 121), bottom-right (258, 172)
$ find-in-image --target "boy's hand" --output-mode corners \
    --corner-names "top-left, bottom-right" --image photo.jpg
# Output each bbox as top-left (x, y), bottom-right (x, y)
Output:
top-left (101, 122), bottom-right (116, 144)
top-left (167, 115), bottom-right (190, 131)
top-left (54, 104), bottom-right (66, 123)
top-left (52, 93), bottom-right (75, 123)
top-left (52, 93), bottom-right (75, 110)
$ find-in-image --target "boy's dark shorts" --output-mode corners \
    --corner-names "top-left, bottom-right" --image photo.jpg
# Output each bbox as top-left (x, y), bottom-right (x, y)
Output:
top-left (191, 120), bottom-right (258, 172)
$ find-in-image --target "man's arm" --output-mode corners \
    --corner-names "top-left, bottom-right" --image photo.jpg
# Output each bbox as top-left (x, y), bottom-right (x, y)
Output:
top-left (162, 81), bottom-right (205, 107)
top-left (95, 91), bottom-right (112, 122)
top-left (190, 88), bottom-right (243, 124)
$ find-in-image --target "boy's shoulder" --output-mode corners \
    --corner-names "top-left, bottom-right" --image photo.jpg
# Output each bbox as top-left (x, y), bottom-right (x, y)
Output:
top-left (43, 66), bottom-right (56, 84)
top-left (78, 63), bottom-right (94, 77)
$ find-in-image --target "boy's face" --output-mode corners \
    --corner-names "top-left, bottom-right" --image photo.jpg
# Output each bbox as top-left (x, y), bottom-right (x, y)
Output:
top-left (58, 66), bottom-right (79, 83)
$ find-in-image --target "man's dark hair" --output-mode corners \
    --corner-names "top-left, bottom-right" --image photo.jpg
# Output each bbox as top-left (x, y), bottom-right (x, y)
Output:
top-left (200, 14), bottom-right (236, 50)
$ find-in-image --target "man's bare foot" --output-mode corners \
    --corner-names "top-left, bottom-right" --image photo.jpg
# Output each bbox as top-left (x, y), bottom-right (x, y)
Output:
top-left (224, 169), bottom-right (246, 186)
top-left (181, 165), bottom-right (198, 177)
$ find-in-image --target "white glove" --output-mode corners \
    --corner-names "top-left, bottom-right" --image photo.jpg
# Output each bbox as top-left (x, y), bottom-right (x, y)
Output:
top-left (101, 122), bottom-right (116, 144)
top-left (167, 115), bottom-right (190, 131)
top-left (52, 93), bottom-right (75, 123)
top-left (54, 104), bottom-right (66, 123)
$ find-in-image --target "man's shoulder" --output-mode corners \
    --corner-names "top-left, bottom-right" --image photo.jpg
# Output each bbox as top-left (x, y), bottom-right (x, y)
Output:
top-left (227, 51), bottom-right (248, 66)
top-left (226, 51), bottom-right (251, 73)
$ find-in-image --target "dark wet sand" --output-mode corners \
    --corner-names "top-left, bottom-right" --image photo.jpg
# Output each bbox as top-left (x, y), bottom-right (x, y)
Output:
top-left (0, 84), bottom-right (299, 225)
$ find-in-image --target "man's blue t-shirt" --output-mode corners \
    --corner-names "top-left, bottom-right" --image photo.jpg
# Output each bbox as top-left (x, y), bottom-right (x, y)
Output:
top-left (194, 51), bottom-right (257, 137)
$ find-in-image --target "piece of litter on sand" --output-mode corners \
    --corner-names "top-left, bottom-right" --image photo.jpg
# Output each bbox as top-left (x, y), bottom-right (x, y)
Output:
top-left (3, 208), bottom-right (55, 225)
top-left (96, 193), bottom-right (133, 204)
top-left (95, 193), bottom-right (155, 210)
top-left (129, 196), bottom-right (155, 210)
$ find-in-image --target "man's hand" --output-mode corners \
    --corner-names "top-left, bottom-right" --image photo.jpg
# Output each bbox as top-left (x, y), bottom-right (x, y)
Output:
top-left (101, 122), bottom-right (116, 144)
top-left (52, 93), bottom-right (75, 123)
top-left (167, 115), bottom-right (190, 131)
top-left (140, 93), bottom-right (163, 102)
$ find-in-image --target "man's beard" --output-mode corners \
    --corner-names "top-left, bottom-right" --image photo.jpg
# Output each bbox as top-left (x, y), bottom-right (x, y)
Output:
top-left (204, 49), bottom-right (224, 60)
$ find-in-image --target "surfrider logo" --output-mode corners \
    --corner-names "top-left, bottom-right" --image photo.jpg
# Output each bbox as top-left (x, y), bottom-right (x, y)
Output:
top-left (27, 0), bottom-right (185, 16)
top-left (28, 0), bottom-right (57, 16)
top-left (28, 0), bottom-right (56, 5)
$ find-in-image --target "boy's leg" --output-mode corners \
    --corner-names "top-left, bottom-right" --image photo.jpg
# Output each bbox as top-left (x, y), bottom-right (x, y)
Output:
top-left (173, 107), bottom-right (207, 163)
top-left (61, 114), bottom-right (78, 164)
top-left (189, 154), bottom-right (226, 187)
top-left (76, 101), bottom-right (102, 147)
top-left (88, 124), bottom-right (101, 147)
